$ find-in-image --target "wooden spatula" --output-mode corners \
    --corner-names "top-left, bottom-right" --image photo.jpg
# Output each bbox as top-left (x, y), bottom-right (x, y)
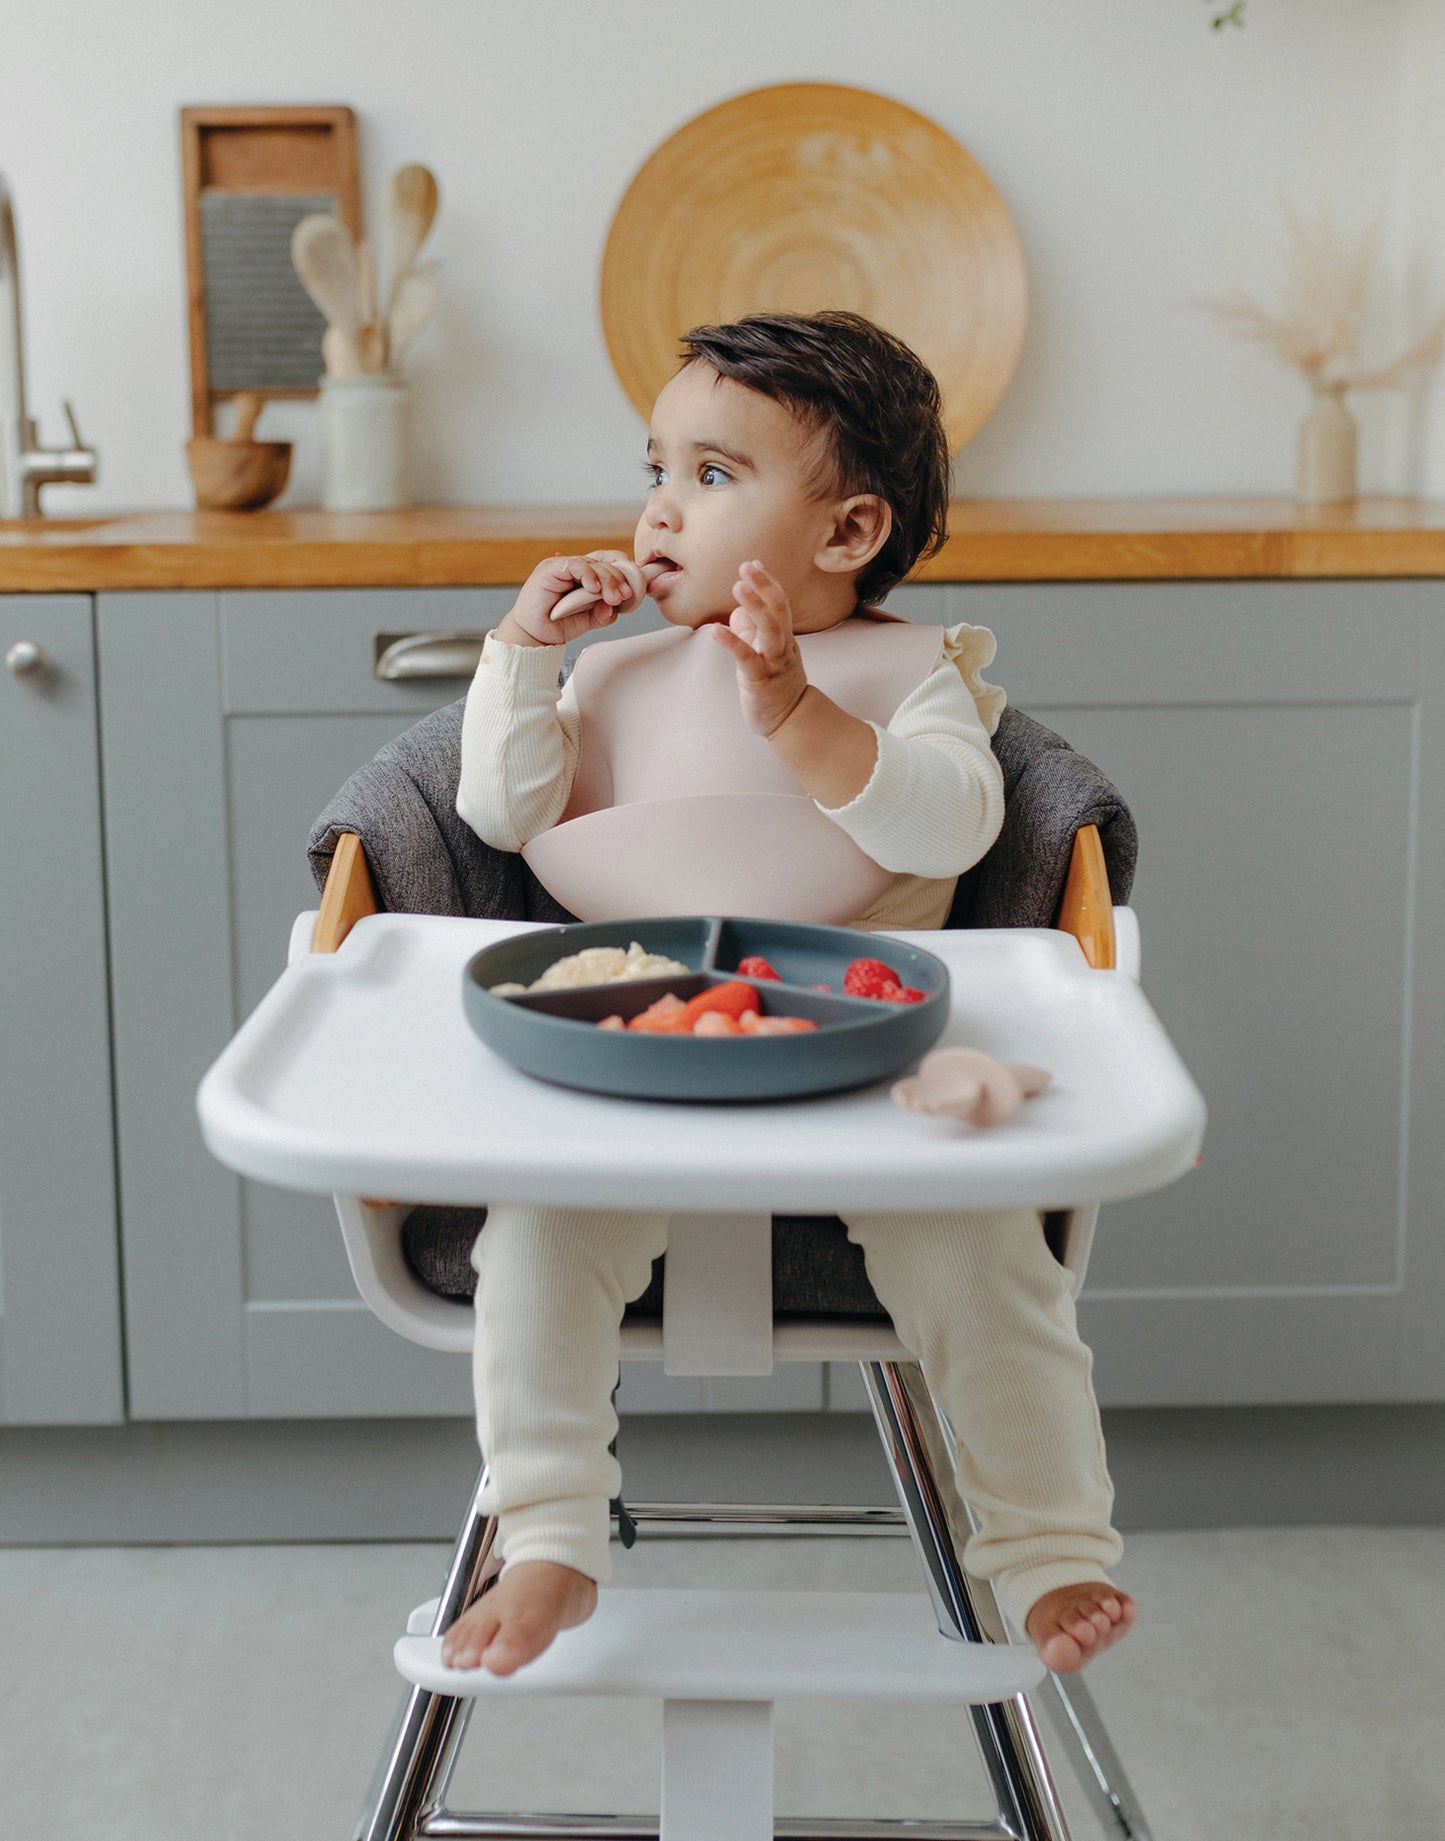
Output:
top-left (387, 262), bottom-right (440, 369)
top-left (292, 214), bottom-right (360, 324)
top-left (384, 164), bottom-right (439, 317)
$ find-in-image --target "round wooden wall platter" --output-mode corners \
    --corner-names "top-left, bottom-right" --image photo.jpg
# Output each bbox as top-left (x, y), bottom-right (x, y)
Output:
top-left (600, 83), bottom-right (1028, 453)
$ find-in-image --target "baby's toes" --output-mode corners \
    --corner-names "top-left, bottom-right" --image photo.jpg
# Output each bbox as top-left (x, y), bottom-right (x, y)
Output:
top-left (1100, 1593), bottom-right (1136, 1647)
top-left (1039, 1627), bottom-right (1087, 1672)
top-left (1081, 1602), bottom-right (1116, 1639)
top-left (1065, 1609), bottom-right (1106, 1652)
top-left (441, 1603), bottom-right (499, 1670)
top-left (481, 1611), bottom-right (552, 1677)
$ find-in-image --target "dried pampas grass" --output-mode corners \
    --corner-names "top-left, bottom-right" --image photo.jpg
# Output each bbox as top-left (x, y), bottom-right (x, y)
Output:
top-left (1193, 207), bottom-right (1445, 393)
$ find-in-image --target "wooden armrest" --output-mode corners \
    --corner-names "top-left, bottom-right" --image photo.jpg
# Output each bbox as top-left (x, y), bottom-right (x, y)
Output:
top-left (311, 834), bottom-right (392, 1202)
top-left (311, 831), bottom-right (379, 955)
top-left (1055, 823), bottom-right (1115, 970)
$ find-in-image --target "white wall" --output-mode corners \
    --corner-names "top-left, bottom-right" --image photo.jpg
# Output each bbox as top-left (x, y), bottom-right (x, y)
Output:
top-left (1, 0), bottom-right (1434, 515)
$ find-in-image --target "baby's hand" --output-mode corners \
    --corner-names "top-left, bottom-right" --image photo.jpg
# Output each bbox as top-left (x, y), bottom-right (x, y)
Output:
top-left (710, 560), bottom-right (810, 737)
top-left (496, 551), bottom-right (659, 648)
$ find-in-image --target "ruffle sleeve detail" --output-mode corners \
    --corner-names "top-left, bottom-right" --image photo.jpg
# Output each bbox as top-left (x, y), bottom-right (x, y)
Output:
top-left (943, 622), bottom-right (1007, 737)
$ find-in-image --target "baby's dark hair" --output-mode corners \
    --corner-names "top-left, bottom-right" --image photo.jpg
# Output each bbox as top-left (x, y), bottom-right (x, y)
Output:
top-left (676, 310), bottom-right (951, 603)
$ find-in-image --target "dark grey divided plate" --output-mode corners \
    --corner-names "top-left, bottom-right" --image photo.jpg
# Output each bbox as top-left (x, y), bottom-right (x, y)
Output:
top-left (461, 917), bottom-right (950, 1103)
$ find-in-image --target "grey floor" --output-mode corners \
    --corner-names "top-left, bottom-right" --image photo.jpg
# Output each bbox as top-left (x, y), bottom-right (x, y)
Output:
top-left (2, 1526), bottom-right (1441, 1839)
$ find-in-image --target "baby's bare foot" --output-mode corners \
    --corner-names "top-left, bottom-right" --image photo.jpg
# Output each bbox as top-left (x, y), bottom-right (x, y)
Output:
top-left (1025, 1583), bottom-right (1135, 1673)
top-left (440, 1561), bottom-right (598, 1677)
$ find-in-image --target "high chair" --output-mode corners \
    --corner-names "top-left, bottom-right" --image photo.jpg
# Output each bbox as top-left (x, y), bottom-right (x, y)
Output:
top-left (273, 696), bottom-right (1167, 1841)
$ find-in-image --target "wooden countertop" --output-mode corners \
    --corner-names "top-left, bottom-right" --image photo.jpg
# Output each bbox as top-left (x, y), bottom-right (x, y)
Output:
top-left (6, 497), bottom-right (1445, 592)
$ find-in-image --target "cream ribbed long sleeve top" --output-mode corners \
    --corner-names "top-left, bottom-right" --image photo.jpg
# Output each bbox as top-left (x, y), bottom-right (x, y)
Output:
top-left (456, 622), bottom-right (1007, 931)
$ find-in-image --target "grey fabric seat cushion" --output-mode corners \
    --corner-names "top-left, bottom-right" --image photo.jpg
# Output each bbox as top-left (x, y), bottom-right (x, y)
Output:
top-left (308, 689), bottom-right (1136, 1319)
top-left (399, 1207), bottom-right (889, 1320)
top-left (948, 703), bottom-right (1137, 930)
top-left (309, 698), bottom-right (576, 927)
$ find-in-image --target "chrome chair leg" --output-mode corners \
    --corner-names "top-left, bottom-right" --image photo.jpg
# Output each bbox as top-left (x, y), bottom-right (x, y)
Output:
top-left (1039, 1673), bottom-right (1154, 1841)
top-left (861, 1360), bottom-right (1075, 1841)
top-left (887, 1372), bottom-right (1156, 1840)
top-left (354, 1462), bottom-right (500, 1841)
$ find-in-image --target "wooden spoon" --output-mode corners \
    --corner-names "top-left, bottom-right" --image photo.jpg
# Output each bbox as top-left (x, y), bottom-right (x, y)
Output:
top-left (232, 392), bottom-right (263, 442)
top-left (384, 164), bottom-right (439, 316)
top-left (291, 214), bottom-right (362, 346)
top-left (386, 262), bottom-right (440, 371)
top-left (352, 237), bottom-right (389, 372)
top-left (356, 236), bottom-right (378, 326)
top-left (321, 324), bottom-right (360, 377)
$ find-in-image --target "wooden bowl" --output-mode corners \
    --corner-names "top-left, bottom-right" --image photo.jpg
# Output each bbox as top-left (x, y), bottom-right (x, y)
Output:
top-left (601, 83), bottom-right (1028, 452)
top-left (185, 436), bottom-right (292, 511)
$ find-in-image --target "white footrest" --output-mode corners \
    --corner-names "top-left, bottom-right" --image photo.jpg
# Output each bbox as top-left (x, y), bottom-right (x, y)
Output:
top-left (407, 1596), bottom-right (442, 1636)
top-left (394, 1587), bottom-right (1044, 1703)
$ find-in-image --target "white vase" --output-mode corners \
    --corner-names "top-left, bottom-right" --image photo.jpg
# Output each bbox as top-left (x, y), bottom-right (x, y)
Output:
top-left (1296, 387), bottom-right (1357, 505)
top-left (321, 375), bottom-right (411, 512)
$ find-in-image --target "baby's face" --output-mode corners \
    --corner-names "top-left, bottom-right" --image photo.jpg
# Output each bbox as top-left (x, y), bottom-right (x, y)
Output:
top-left (634, 362), bottom-right (840, 630)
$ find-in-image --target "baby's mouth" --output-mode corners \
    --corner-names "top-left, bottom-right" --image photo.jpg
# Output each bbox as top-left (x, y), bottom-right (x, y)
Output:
top-left (643, 555), bottom-right (681, 588)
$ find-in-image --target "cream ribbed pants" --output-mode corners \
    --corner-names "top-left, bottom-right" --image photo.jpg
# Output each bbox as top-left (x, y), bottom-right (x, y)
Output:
top-left (469, 1204), bottom-right (1121, 1633)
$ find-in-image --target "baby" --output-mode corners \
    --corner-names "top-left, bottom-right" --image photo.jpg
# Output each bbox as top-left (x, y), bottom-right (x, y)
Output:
top-left (447, 310), bottom-right (1134, 1678)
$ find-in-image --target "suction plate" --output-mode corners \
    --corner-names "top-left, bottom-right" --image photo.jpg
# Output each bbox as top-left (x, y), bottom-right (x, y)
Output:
top-left (463, 916), bottom-right (950, 1102)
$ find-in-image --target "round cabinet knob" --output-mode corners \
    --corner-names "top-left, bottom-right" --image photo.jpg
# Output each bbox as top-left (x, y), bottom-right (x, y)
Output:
top-left (5, 640), bottom-right (48, 678)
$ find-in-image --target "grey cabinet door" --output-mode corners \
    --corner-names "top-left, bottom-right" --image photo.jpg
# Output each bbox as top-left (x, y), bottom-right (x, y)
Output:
top-left (0, 595), bottom-right (123, 1423)
top-left (99, 589), bottom-right (509, 1420)
top-left (99, 589), bottom-right (817, 1421)
top-left (100, 589), bottom-right (820, 1422)
top-left (946, 579), bottom-right (1437, 1406)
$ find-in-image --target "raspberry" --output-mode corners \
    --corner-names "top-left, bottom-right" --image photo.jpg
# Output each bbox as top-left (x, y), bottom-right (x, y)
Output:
top-left (737, 955), bottom-right (781, 981)
top-left (843, 957), bottom-right (902, 999)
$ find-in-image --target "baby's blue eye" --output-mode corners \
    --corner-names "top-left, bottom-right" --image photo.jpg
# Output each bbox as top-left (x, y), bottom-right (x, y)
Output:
top-left (699, 463), bottom-right (731, 486)
top-left (643, 460), bottom-right (667, 487)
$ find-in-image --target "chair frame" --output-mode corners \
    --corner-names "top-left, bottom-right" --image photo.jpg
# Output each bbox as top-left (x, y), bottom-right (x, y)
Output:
top-left (314, 827), bottom-right (1154, 1841)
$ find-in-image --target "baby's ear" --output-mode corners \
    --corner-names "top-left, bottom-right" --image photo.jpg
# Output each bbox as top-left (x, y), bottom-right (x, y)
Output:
top-left (817, 494), bottom-right (891, 575)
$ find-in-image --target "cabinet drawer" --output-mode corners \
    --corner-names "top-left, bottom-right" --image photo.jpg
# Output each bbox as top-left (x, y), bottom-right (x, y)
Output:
top-left (220, 587), bottom-right (516, 715)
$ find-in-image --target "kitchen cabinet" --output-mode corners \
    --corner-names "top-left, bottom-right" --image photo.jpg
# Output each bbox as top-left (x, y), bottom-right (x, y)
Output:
top-left (0, 595), bottom-right (124, 1423)
top-left (98, 589), bottom-right (499, 1420)
top-left (95, 588), bottom-right (822, 1421)
top-left (941, 577), bottom-right (1445, 1407)
top-left (21, 567), bottom-right (1439, 1424)
top-left (827, 578), bottom-right (1445, 1409)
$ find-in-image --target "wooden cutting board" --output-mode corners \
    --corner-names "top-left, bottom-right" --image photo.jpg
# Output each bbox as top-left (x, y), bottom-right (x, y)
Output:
top-left (600, 83), bottom-right (1028, 452)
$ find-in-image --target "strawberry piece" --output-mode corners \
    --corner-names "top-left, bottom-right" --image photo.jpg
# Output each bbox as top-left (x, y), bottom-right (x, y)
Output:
top-left (627, 992), bottom-right (691, 1033)
top-left (693, 1010), bottom-right (744, 1036)
top-left (737, 955), bottom-right (781, 981)
top-left (681, 980), bottom-right (762, 1027)
top-left (897, 986), bottom-right (927, 1004)
top-left (843, 956), bottom-right (903, 999)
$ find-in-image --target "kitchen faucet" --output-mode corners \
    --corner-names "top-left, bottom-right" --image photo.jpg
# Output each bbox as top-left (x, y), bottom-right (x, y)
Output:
top-left (0, 172), bottom-right (97, 517)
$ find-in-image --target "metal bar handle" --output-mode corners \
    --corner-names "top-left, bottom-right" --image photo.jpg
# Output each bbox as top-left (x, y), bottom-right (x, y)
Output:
top-left (374, 630), bottom-right (489, 681)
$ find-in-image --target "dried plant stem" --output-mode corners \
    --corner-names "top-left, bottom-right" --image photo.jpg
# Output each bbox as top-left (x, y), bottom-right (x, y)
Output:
top-left (1193, 207), bottom-right (1445, 396)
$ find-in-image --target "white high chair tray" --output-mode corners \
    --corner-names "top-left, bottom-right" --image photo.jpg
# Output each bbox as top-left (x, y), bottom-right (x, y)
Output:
top-left (198, 914), bottom-right (1204, 1213)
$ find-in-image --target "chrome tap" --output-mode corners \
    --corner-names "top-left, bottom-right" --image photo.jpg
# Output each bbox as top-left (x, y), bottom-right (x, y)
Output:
top-left (0, 172), bottom-right (97, 517)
